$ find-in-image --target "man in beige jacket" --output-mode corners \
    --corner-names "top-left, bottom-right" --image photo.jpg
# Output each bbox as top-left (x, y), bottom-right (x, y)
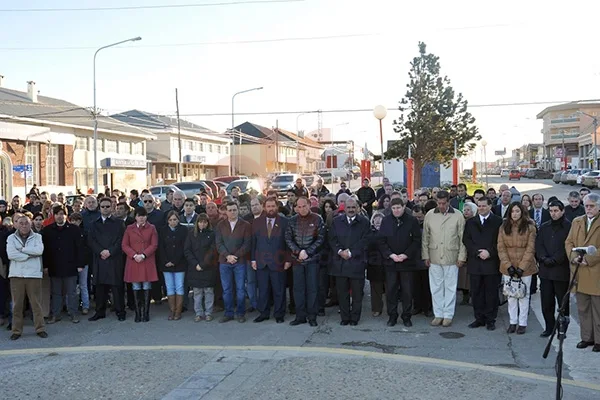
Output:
top-left (422, 190), bottom-right (467, 327)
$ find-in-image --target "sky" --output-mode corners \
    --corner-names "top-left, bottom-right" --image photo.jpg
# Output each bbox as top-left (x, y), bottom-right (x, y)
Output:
top-left (2, 0), bottom-right (600, 164)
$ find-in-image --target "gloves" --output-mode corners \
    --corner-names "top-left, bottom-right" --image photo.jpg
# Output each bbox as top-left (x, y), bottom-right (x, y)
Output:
top-left (543, 257), bottom-right (555, 266)
top-left (515, 268), bottom-right (524, 278)
top-left (507, 266), bottom-right (517, 277)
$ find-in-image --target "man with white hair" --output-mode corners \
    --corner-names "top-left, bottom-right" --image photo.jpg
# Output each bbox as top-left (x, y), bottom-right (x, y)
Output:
top-left (492, 190), bottom-right (512, 219)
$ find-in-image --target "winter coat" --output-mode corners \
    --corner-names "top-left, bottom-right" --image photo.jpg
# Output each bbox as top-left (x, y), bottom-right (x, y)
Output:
top-left (158, 224), bottom-right (189, 273)
top-left (462, 213), bottom-right (503, 275)
top-left (285, 212), bottom-right (325, 265)
top-left (328, 214), bottom-right (371, 278)
top-left (6, 231), bottom-right (44, 278)
top-left (366, 227), bottom-right (385, 282)
top-left (42, 222), bottom-right (85, 278)
top-left (536, 217), bottom-right (571, 282)
top-left (81, 208), bottom-right (101, 233)
top-left (184, 228), bottom-right (218, 288)
top-left (565, 215), bottom-right (600, 295)
top-left (88, 217), bottom-right (125, 286)
top-left (378, 212), bottom-right (422, 271)
top-left (356, 186), bottom-right (377, 214)
top-left (422, 206), bottom-right (467, 266)
top-left (122, 222), bottom-right (159, 283)
top-left (564, 205), bottom-right (585, 222)
top-left (497, 221), bottom-right (537, 277)
top-left (147, 209), bottom-right (166, 231)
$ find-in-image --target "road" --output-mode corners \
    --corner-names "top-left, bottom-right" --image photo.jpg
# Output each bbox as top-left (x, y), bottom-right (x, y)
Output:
top-left (482, 175), bottom-right (587, 203)
top-left (1, 176), bottom-right (599, 400)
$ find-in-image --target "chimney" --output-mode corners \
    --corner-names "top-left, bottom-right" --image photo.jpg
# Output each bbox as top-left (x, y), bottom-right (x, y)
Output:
top-left (27, 80), bottom-right (37, 102)
top-left (0, 75), bottom-right (4, 87)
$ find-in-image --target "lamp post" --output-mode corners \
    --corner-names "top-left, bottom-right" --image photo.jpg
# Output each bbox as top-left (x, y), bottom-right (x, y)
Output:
top-left (373, 105), bottom-right (387, 176)
top-left (578, 111), bottom-right (599, 169)
top-left (93, 36), bottom-right (142, 194)
top-left (231, 87), bottom-right (263, 174)
top-left (481, 140), bottom-right (488, 188)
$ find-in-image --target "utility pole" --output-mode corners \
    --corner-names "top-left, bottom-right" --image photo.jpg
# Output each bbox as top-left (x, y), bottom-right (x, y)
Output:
top-left (175, 88), bottom-right (183, 182)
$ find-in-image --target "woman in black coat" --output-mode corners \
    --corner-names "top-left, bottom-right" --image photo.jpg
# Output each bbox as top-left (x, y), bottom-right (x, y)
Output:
top-left (159, 210), bottom-right (189, 320)
top-left (367, 212), bottom-right (386, 316)
top-left (184, 214), bottom-right (218, 321)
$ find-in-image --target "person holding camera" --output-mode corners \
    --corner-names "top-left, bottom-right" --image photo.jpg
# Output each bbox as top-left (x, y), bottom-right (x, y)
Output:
top-left (497, 202), bottom-right (537, 335)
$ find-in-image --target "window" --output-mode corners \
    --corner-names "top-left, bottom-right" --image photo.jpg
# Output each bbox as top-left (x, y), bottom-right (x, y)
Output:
top-left (208, 144), bottom-right (213, 153)
top-left (171, 138), bottom-right (179, 149)
top-left (25, 142), bottom-right (38, 188)
top-left (224, 146), bottom-right (229, 155)
top-left (75, 136), bottom-right (88, 150)
top-left (119, 141), bottom-right (131, 154)
top-left (216, 145), bottom-right (221, 154)
top-left (46, 144), bottom-right (59, 186)
top-left (199, 142), bottom-right (204, 152)
top-left (132, 142), bottom-right (144, 155)
top-left (184, 140), bottom-right (193, 150)
top-left (105, 139), bottom-right (117, 153)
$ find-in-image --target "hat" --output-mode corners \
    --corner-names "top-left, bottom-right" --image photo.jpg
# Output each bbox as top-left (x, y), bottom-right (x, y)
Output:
top-left (0, 200), bottom-right (7, 206)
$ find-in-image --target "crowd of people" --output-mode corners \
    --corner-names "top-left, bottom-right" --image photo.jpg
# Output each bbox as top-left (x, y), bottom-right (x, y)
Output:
top-left (0, 176), bottom-right (598, 353)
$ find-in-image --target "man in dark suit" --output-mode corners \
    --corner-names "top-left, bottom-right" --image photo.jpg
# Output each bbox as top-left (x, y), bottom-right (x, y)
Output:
top-left (492, 190), bottom-right (512, 218)
top-left (215, 202), bottom-right (252, 323)
top-left (251, 198), bottom-right (291, 323)
top-left (449, 183), bottom-right (468, 212)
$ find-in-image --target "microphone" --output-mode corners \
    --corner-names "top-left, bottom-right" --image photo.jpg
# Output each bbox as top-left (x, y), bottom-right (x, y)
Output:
top-left (571, 246), bottom-right (597, 255)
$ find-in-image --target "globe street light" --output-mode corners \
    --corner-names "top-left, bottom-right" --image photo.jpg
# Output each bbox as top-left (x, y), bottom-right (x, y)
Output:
top-left (481, 140), bottom-right (488, 188)
top-left (373, 105), bottom-right (387, 176)
top-left (93, 36), bottom-right (142, 194)
top-left (231, 87), bottom-right (263, 174)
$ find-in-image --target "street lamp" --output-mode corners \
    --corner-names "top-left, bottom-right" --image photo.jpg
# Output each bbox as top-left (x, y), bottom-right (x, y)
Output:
top-left (481, 140), bottom-right (488, 188)
top-left (93, 36), bottom-right (142, 194)
top-left (577, 111), bottom-right (599, 169)
top-left (373, 105), bottom-right (387, 176)
top-left (231, 87), bottom-right (263, 174)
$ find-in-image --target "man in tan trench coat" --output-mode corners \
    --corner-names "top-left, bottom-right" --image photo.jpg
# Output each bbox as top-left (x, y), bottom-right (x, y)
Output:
top-left (565, 193), bottom-right (600, 352)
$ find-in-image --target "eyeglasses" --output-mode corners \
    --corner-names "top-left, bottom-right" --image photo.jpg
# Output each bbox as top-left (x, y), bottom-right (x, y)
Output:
top-left (143, 200), bottom-right (154, 203)
top-left (100, 205), bottom-right (112, 209)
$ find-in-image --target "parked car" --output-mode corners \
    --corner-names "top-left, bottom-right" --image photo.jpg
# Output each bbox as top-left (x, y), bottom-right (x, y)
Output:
top-left (319, 171), bottom-right (339, 184)
top-left (269, 174), bottom-right (301, 197)
top-left (525, 168), bottom-right (539, 178)
top-left (301, 174), bottom-right (321, 189)
top-left (560, 170), bottom-right (573, 184)
top-left (213, 175), bottom-right (248, 184)
top-left (226, 179), bottom-right (262, 195)
top-left (577, 169), bottom-right (592, 185)
top-left (173, 181), bottom-right (213, 199)
top-left (149, 185), bottom-right (179, 202)
top-left (582, 170), bottom-right (600, 188)
top-left (564, 169), bottom-right (583, 185)
top-left (530, 169), bottom-right (553, 179)
top-left (552, 171), bottom-right (565, 184)
top-left (508, 169), bottom-right (521, 180)
top-left (500, 169), bottom-right (509, 177)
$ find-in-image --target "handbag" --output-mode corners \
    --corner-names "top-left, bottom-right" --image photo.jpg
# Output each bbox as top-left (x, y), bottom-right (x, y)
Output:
top-left (503, 277), bottom-right (527, 299)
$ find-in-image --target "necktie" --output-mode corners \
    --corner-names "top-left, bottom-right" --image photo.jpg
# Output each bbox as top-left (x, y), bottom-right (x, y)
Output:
top-left (267, 219), bottom-right (273, 238)
top-left (535, 210), bottom-right (541, 228)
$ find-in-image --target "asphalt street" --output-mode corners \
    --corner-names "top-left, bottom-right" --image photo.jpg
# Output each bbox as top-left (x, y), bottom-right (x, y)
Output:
top-left (0, 176), bottom-right (598, 400)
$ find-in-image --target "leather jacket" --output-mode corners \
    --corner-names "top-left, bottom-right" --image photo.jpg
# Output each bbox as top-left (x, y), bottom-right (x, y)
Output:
top-left (285, 212), bottom-right (325, 264)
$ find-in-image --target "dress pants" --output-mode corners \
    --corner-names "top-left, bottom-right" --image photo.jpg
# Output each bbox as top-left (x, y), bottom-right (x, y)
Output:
top-left (10, 277), bottom-right (45, 335)
top-left (413, 270), bottom-right (432, 313)
top-left (429, 264), bottom-right (459, 319)
top-left (292, 263), bottom-right (319, 321)
top-left (256, 267), bottom-right (286, 318)
top-left (369, 280), bottom-right (384, 313)
top-left (504, 275), bottom-right (531, 326)
top-left (95, 283), bottom-right (125, 317)
top-left (336, 276), bottom-right (365, 322)
top-left (50, 276), bottom-right (78, 317)
top-left (576, 292), bottom-right (600, 344)
top-left (385, 270), bottom-right (413, 320)
top-left (470, 274), bottom-right (501, 324)
top-left (540, 278), bottom-right (569, 332)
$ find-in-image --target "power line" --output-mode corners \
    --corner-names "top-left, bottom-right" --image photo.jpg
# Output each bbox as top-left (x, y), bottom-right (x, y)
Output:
top-left (0, 33), bottom-right (377, 51)
top-left (0, 0), bottom-right (303, 13)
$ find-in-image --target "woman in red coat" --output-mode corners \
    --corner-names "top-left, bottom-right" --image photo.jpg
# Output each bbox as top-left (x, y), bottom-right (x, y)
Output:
top-left (122, 207), bottom-right (159, 322)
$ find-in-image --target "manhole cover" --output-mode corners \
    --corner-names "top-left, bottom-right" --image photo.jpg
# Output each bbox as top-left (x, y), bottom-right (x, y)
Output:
top-left (439, 332), bottom-right (465, 339)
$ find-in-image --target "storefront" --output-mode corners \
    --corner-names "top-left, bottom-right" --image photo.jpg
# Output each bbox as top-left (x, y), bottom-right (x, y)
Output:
top-left (100, 157), bottom-right (148, 192)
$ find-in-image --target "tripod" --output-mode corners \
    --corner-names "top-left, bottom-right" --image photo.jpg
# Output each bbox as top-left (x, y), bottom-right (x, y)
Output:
top-left (542, 253), bottom-right (583, 400)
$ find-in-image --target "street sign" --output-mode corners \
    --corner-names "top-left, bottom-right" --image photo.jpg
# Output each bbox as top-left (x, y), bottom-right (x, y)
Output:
top-left (494, 148), bottom-right (506, 156)
top-left (12, 164), bottom-right (32, 178)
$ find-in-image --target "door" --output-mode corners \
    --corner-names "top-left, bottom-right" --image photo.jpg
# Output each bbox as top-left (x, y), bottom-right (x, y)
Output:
top-left (0, 152), bottom-right (12, 200)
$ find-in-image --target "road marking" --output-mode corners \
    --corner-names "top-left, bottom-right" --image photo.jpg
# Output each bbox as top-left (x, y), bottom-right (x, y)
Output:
top-left (1, 344), bottom-right (599, 392)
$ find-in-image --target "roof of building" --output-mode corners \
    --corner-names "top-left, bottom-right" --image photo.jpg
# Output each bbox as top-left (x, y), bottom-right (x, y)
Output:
top-left (234, 122), bottom-right (323, 148)
top-left (0, 87), bottom-right (156, 139)
top-left (536, 100), bottom-right (600, 119)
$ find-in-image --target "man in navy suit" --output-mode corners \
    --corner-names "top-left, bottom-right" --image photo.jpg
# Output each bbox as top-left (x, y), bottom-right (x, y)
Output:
top-left (251, 198), bottom-right (291, 323)
top-left (529, 193), bottom-right (551, 229)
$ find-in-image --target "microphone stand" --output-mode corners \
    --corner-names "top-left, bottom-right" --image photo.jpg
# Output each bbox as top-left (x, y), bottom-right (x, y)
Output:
top-left (542, 252), bottom-right (584, 400)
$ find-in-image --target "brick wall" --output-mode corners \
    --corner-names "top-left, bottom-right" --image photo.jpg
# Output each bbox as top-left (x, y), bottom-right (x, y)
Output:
top-left (63, 145), bottom-right (74, 186)
top-left (3, 140), bottom-right (26, 188)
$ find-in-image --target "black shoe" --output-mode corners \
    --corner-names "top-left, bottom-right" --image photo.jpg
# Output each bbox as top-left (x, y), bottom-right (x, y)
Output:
top-left (486, 322), bottom-right (496, 331)
top-left (340, 320), bottom-right (349, 326)
top-left (118, 314), bottom-right (126, 322)
top-left (540, 330), bottom-right (551, 337)
top-left (516, 325), bottom-right (526, 335)
top-left (403, 319), bottom-right (412, 327)
top-left (387, 317), bottom-right (397, 327)
top-left (9, 333), bottom-right (20, 340)
top-left (593, 344), bottom-right (600, 352)
top-left (276, 317), bottom-right (284, 324)
top-left (506, 324), bottom-right (517, 334)
top-left (253, 315), bottom-right (269, 323)
top-left (318, 309), bottom-right (326, 317)
top-left (88, 313), bottom-right (105, 321)
top-left (468, 320), bottom-right (485, 328)
top-left (411, 308), bottom-right (423, 316)
top-left (309, 320), bottom-right (318, 327)
top-left (577, 341), bottom-right (594, 349)
top-left (289, 319), bottom-right (307, 326)
top-left (6, 323), bottom-right (12, 331)
top-left (424, 310), bottom-right (434, 318)
top-left (142, 290), bottom-right (151, 322)
top-left (349, 321), bottom-right (357, 326)
top-left (247, 307), bottom-right (256, 313)
top-left (324, 300), bottom-right (338, 308)
top-left (37, 331), bottom-right (48, 338)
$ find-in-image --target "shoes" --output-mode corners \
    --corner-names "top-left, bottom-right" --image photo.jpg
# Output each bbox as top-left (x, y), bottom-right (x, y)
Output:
top-left (37, 331), bottom-right (48, 338)
top-left (387, 317), bottom-right (397, 327)
top-left (486, 322), bottom-right (496, 331)
top-left (516, 325), bottom-right (526, 335)
top-left (468, 320), bottom-right (485, 328)
top-left (253, 316), bottom-right (269, 323)
top-left (117, 314), bottom-right (126, 321)
top-left (318, 309), bottom-right (326, 317)
top-left (507, 324), bottom-right (517, 334)
top-left (81, 308), bottom-right (89, 315)
top-left (411, 308), bottom-right (422, 316)
top-left (276, 317), bottom-right (284, 324)
top-left (431, 318), bottom-right (443, 326)
top-left (88, 313), bottom-right (105, 322)
top-left (194, 315), bottom-right (204, 322)
top-left (576, 341), bottom-right (594, 349)
top-left (205, 315), bottom-right (213, 321)
top-left (309, 320), bottom-right (318, 327)
top-left (340, 320), bottom-right (349, 326)
top-left (373, 311), bottom-right (381, 317)
top-left (442, 318), bottom-right (452, 327)
top-left (237, 316), bottom-right (246, 323)
top-left (46, 316), bottom-right (61, 324)
top-left (349, 321), bottom-right (357, 326)
top-left (289, 319), bottom-right (307, 326)
top-left (540, 330), bottom-right (552, 337)
top-left (6, 323), bottom-right (12, 331)
top-left (219, 316), bottom-right (234, 323)
top-left (593, 344), bottom-right (600, 352)
top-left (324, 300), bottom-right (338, 308)
top-left (460, 292), bottom-right (470, 306)
top-left (403, 319), bottom-right (412, 328)
top-left (70, 315), bottom-right (80, 324)
top-left (424, 310), bottom-right (434, 318)
top-left (10, 333), bottom-right (20, 340)
top-left (247, 307), bottom-right (256, 313)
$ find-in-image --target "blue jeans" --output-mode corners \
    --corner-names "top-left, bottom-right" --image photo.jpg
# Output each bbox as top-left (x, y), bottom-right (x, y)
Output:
top-left (78, 265), bottom-right (90, 309)
top-left (132, 282), bottom-right (152, 290)
top-left (163, 272), bottom-right (185, 296)
top-left (293, 263), bottom-right (319, 321)
top-left (220, 263), bottom-right (247, 317)
top-left (246, 262), bottom-right (257, 309)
